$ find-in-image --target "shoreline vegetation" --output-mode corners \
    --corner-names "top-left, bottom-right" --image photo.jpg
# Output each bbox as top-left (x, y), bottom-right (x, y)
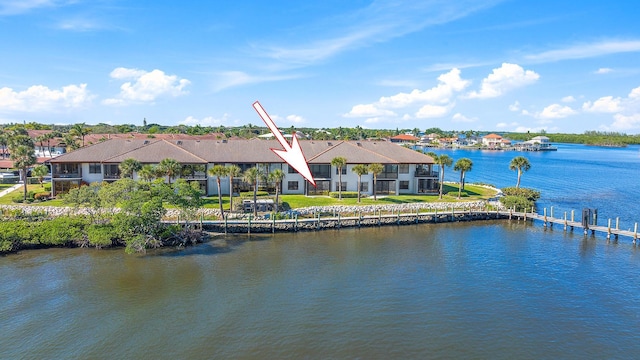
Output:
top-left (0, 179), bottom-right (539, 256)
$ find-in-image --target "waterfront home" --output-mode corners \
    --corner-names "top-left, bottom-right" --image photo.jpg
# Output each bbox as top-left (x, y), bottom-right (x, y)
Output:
top-left (482, 133), bottom-right (505, 149)
top-left (390, 134), bottom-right (420, 144)
top-left (47, 139), bottom-right (439, 197)
top-left (515, 135), bottom-right (557, 151)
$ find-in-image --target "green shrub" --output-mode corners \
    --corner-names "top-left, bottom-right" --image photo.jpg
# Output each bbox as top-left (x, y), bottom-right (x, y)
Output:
top-left (501, 187), bottom-right (540, 200)
top-left (86, 224), bottom-right (115, 248)
top-left (11, 194), bottom-right (24, 203)
top-left (500, 195), bottom-right (536, 212)
top-left (43, 183), bottom-right (52, 191)
top-left (329, 191), bottom-right (360, 198)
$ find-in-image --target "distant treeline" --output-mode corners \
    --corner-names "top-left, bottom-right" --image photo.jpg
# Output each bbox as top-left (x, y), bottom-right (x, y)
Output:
top-left (506, 131), bottom-right (640, 146)
top-left (4, 122), bottom-right (640, 145)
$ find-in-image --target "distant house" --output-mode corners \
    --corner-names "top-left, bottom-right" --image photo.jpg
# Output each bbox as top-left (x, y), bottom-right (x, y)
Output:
top-left (482, 133), bottom-right (504, 148)
top-left (47, 139), bottom-right (439, 197)
top-left (515, 135), bottom-right (557, 151)
top-left (390, 134), bottom-right (420, 144)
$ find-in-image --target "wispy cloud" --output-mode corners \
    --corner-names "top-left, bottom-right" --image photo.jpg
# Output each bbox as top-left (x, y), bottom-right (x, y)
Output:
top-left (253, 0), bottom-right (505, 66)
top-left (212, 71), bottom-right (303, 92)
top-left (525, 40), bottom-right (640, 63)
top-left (0, 0), bottom-right (74, 16)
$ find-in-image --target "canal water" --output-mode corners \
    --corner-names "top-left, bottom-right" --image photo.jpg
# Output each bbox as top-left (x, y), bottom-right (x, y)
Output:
top-left (1, 144), bottom-right (640, 359)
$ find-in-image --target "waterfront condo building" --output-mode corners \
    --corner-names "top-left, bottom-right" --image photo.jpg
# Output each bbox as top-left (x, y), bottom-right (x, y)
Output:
top-left (47, 138), bottom-right (439, 197)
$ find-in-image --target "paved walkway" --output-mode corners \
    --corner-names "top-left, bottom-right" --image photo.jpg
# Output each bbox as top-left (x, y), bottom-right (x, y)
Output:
top-left (0, 183), bottom-right (22, 198)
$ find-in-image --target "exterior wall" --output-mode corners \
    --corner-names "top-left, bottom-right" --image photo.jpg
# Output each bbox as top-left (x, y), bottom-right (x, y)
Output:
top-left (82, 163), bottom-right (104, 184)
top-left (52, 160), bottom-right (437, 197)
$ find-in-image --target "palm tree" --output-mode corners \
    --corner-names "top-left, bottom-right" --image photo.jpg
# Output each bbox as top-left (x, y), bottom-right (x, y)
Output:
top-left (243, 167), bottom-right (261, 217)
top-left (331, 156), bottom-right (347, 200)
top-left (43, 132), bottom-right (56, 157)
top-left (429, 152), bottom-right (453, 199)
top-left (509, 156), bottom-right (531, 189)
top-left (32, 164), bottom-right (49, 187)
top-left (208, 165), bottom-right (228, 218)
top-left (351, 164), bottom-right (369, 203)
top-left (138, 164), bottom-right (157, 182)
top-left (368, 163), bottom-right (383, 201)
top-left (268, 168), bottom-right (286, 212)
top-left (157, 158), bottom-right (182, 185)
top-left (119, 158), bottom-right (142, 179)
top-left (9, 138), bottom-right (36, 201)
top-left (453, 158), bottom-right (473, 199)
top-left (226, 164), bottom-right (241, 213)
top-left (70, 123), bottom-right (91, 147)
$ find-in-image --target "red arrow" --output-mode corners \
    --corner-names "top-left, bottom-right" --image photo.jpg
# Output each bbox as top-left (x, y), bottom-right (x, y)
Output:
top-left (252, 101), bottom-right (316, 187)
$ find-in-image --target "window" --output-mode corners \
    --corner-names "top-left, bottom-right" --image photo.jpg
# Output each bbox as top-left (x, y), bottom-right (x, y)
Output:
top-left (288, 165), bottom-right (298, 174)
top-left (375, 180), bottom-right (396, 195)
top-left (310, 164), bottom-right (331, 178)
top-left (399, 180), bottom-right (409, 190)
top-left (335, 182), bottom-right (347, 191)
top-left (360, 182), bottom-right (368, 192)
top-left (335, 167), bottom-right (347, 175)
top-left (379, 164), bottom-right (398, 179)
top-left (399, 164), bottom-right (409, 174)
top-left (89, 163), bottom-right (101, 174)
top-left (103, 164), bottom-right (120, 178)
top-left (288, 181), bottom-right (299, 190)
top-left (308, 180), bottom-right (330, 195)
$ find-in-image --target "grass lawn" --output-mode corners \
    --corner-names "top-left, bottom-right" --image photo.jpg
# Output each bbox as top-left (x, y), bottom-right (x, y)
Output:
top-left (0, 182), bottom-right (498, 210)
top-left (201, 183), bottom-right (497, 210)
top-left (0, 184), bottom-right (65, 206)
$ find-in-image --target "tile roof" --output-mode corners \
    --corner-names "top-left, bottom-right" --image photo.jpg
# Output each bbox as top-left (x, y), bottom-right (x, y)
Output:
top-left (48, 139), bottom-right (434, 165)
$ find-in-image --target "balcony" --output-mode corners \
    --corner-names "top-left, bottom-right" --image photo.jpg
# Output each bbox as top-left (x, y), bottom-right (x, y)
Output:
top-left (53, 172), bottom-right (82, 179)
top-left (415, 169), bottom-right (438, 177)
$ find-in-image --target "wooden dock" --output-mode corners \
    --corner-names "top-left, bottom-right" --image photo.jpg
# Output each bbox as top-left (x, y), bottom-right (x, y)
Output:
top-left (521, 208), bottom-right (639, 242)
top-left (191, 206), bottom-right (639, 243)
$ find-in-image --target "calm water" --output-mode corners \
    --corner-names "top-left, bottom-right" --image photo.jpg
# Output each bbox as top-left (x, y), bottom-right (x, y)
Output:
top-left (430, 143), bottom-right (640, 225)
top-left (2, 144), bottom-right (640, 359)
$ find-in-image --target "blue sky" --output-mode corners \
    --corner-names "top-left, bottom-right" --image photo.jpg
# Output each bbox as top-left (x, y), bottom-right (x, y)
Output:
top-left (2, 0), bottom-right (640, 134)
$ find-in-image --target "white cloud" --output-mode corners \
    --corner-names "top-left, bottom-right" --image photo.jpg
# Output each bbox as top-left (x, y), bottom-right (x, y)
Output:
top-left (595, 67), bottom-right (613, 74)
top-left (582, 96), bottom-right (623, 113)
top-left (539, 104), bottom-right (577, 119)
top-left (415, 104), bottom-right (452, 118)
top-left (344, 68), bottom-right (469, 120)
top-left (180, 114), bottom-right (230, 126)
top-left (364, 117), bottom-right (381, 124)
top-left (628, 86), bottom-right (640, 99)
top-left (286, 114), bottom-right (305, 123)
top-left (103, 67), bottom-right (190, 105)
top-left (509, 101), bottom-right (520, 111)
top-left (378, 68), bottom-right (469, 108)
top-left (610, 113), bottom-right (640, 131)
top-left (525, 40), bottom-right (640, 63)
top-left (0, 83), bottom-right (92, 112)
top-left (344, 104), bottom-right (397, 118)
top-left (451, 113), bottom-right (476, 123)
top-left (496, 122), bottom-right (519, 129)
top-left (521, 103), bottom-right (577, 119)
top-left (272, 113), bottom-right (306, 124)
top-left (466, 63), bottom-right (539, 99)
top-left (561, 95), bottom-right (576, 103)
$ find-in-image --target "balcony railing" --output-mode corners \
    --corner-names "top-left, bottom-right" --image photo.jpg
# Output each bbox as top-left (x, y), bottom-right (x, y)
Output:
top-left (52, 173), bottom-right (82, 179)
top-left (415, 170), bottom-right (438, 177)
